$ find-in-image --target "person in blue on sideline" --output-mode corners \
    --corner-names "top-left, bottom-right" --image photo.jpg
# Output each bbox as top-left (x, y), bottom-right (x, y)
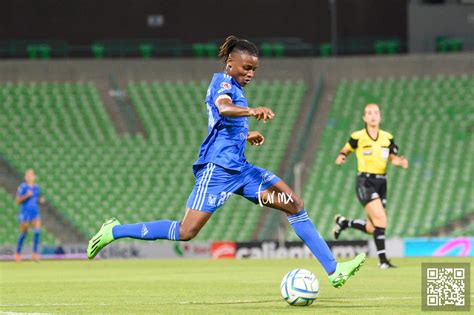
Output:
top-left (16, 169), bottom-right (45, 262)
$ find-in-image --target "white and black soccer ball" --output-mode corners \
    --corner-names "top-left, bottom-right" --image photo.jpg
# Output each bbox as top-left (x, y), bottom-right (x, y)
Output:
top-left (280, 269), bottom-right (319, 306)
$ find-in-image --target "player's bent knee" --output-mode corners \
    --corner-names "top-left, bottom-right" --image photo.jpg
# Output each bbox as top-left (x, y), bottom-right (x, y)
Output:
top-left (296, 198), bottom-right (304, 211)
top-left (180, 233), bottom-right (196, 242)
top-left (179, 226), bottom-right (200, 241)
top-left (291, 194), bottom-right (304, 211)
top-left (371, 217), bottom-right (387, 228)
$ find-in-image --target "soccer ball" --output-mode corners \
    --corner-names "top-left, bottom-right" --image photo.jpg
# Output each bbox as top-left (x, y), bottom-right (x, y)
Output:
top-left (280, 269), bottom-right (319, 306)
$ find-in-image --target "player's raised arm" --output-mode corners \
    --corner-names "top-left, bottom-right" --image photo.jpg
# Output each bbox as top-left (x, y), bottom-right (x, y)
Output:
top-left (215, 96), bottom-right (274, 121)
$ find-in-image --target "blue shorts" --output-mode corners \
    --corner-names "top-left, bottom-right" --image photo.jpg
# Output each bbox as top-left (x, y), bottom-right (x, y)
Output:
top-left (186, 163), bottom-right (281, 213)
top-left (18, 211), bottom-right (40, 223)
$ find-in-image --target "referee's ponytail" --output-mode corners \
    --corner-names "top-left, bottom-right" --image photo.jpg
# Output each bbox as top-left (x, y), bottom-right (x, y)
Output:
top-left (218, 35), bottom-right (259, 63)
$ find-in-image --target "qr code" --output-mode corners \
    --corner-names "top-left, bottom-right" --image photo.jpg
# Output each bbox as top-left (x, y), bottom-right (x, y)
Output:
top-left (426, 267), bottom-right (465, 306)
top-left (422, 263), bottom-right (470, 311)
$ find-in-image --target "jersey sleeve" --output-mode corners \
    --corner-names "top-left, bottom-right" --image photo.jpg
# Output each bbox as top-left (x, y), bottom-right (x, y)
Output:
top-left (383, 131), bottom-right (398, 155)
top-left (344, 131), bottom-right (360, 152)
top-left (16, 184), bottom-right (26, 197)
top-left (389, 138), bottom-right (399, 155)
top-left (212, 74), bottom-right (236, 103)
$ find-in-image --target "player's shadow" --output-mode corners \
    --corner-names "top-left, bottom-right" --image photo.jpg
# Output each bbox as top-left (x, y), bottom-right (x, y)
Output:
top-left (176, 300), bottom-right (278, 305)
top-left (174, 299), bottom-right (381, 309)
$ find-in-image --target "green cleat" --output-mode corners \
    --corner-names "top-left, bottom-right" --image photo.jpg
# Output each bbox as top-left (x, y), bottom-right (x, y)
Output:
top-left (328, 252), bottom-right (366, 288)
top-left (87, 218), bottom-right (120, 259)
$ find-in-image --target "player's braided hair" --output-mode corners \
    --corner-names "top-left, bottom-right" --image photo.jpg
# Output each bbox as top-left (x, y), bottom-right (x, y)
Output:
top-left (218, 35), bottom-right (259, 63)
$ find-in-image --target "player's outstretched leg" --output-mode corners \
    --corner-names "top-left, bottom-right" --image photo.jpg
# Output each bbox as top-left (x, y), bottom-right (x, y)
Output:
top-left (87, 218), bottom-right (184, 259)
top-left (87, 209), bottom-right (209, 259)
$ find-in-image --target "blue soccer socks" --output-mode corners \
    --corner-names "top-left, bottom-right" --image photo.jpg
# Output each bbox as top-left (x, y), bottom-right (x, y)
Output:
top-left (112, 220), bottom-right (180, 241)
top-left (32, 228), bottom-right (40, 253)
top-left (288, 210), bottom-right (337, 274)
top-left (16, 231), bottom-right (28, 254)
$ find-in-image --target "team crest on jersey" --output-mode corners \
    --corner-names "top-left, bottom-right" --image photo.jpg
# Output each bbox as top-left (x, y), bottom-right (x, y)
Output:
top-left (220, 82), bottom-right (231, 90)
top-left (207, 194), bottom-right (217, 207)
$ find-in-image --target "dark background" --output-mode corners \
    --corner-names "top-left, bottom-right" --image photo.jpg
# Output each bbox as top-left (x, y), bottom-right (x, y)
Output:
top-left (0, 0), bottom-right (407, 45)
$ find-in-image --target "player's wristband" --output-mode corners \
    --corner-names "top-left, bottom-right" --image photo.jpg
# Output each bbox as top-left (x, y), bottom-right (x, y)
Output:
top-left (339, 152), bottom-right (347, 157)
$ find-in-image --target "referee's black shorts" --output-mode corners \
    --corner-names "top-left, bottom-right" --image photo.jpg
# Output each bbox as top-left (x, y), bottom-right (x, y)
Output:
top-left (355, 173), bottom-right (387, 207)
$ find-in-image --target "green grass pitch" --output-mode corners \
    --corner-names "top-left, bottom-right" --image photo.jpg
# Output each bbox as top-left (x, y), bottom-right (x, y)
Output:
top-left (1, 257), bottom-right (472, 314)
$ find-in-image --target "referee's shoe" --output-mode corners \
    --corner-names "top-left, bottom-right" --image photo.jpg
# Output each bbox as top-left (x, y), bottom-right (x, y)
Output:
top-left (333, 215), bottom-right (347, 240)
top-left (379, 261), bottom-right (397, 269)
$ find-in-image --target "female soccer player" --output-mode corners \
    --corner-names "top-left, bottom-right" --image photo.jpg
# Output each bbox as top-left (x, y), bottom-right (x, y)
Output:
top-left (16, 169), bottom-right (45, 262)
top-left (88, 36), bottom-right (365, 288)
top-left (333, 103), bottom-right (408, 269)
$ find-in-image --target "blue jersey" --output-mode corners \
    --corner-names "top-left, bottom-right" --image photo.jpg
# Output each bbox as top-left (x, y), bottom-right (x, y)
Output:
top-left (193, 73), bottom-right (249, 174)
top-left (17, 183), bottom-right (41, 214)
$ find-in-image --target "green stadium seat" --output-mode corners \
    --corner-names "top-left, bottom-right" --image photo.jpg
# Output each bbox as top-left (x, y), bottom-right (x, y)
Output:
top-left (436, 38), bottom-right (463, 53)
top-left (374, 41), bottom-right (386, 55)
top-left (38, 44), bottom-right (52, 59)
top-left (26, 45), bottom-right (39, 59)
top-left (91, 44), bottom-right (105, 59)
top-left (205, 43), bottom-right (218, 58)
top-left (192, 43), bottom-right (205, 58)
top-left (273, 43), bottom-right (285, 57)
top-left (319, 43), bottom-right (332, 57)
top-left (139, 43), bottom-right (153, 58)
top-left (450, 39), bottom-right (463, 52)
top-left (260, 42), bottom-right (272, 57)
top-left (386, 40), bottom-right (400, 54)
top-left (374, 40), bottom-right (400, 55)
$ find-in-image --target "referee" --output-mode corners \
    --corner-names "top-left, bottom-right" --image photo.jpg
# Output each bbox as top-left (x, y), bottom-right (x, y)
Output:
top-left (333, 103), bottom-right (408, 269)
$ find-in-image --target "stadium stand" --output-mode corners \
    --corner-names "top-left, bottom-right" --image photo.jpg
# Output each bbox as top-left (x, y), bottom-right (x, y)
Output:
top-left (451, 223), bottom-right (474, 237)
top-left (288, 74), bottom-right (473, 240)
top-left (0, 188), bottom-right (57, 245)
top-left (0, 80), bottom-right (306, 241)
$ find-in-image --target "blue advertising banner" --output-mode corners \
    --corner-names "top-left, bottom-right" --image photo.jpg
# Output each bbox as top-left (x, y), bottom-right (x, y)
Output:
top-left (405, 237), bottom-right (474, 257)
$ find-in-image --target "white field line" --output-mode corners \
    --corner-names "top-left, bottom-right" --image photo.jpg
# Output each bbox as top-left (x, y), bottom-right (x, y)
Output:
top-left (0, 312), bottom-right (51, 315)
top-left (1, 295), bottom-right (473, 307)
